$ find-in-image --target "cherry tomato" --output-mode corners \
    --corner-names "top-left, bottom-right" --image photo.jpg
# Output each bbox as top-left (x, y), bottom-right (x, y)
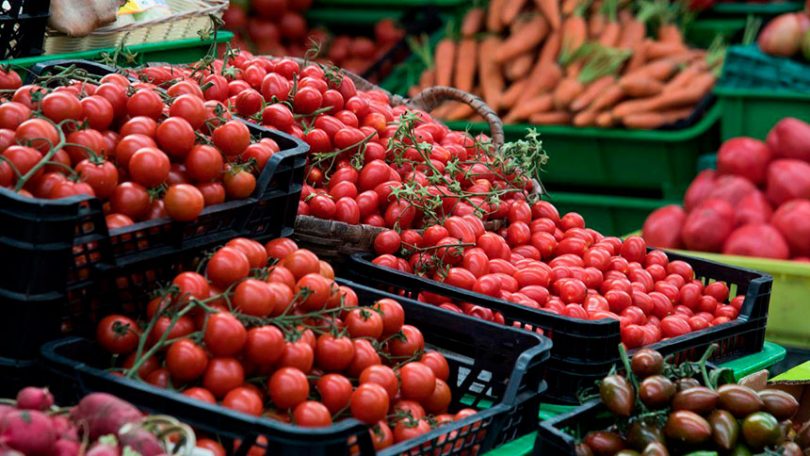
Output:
top-left (166, 339), bottom-right (208, 383)
top-left (268, 367), bottom-right (309, 409)
top-left (202, 358), bottom-right (244, 398)
top-left (96, 315), bottom-right (139, 354)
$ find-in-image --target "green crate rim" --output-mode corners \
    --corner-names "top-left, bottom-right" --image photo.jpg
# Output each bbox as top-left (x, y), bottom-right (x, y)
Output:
top-left (715, 86), bottom-right (810, 100)
top-left (711, 1), bottom-right (803, 14)
top-left (1, 31), bottom-right (233, 68)
top-left (315, 0), bottom-right (463, 6)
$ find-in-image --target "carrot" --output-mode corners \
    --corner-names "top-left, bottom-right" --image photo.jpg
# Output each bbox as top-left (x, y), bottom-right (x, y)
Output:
top-left (445, 102), bottom-right (476, 121)
top-left (618, 16), bottom-right (646, 49)
top-left (589, 84), bottom-right (624, 112)
top-left (573, 109), bottom-right (599, 126)
top-left (496, 15), bottom-right (549, 64)
top-left (534, 0), bottom-right (561, 30)
top-left (408, 84), bottom-right (420, 98)
top-left (597, 0), bottom-right (620, 47)
top-left (539, 31), bottom-right (562, 65)
top-left (570, 75), bottom-right (615, 112)
top-left (622, 108), bottom-right (693, 129)
top-left (562, 0), bottom-right (579, 15)
top-left (658, 24), bottom-right (683, 44)
top-left (588, 12), bottom-right (606, 39)
top-left (501, 0), bottom-right (529, 26)
top-left (434, 39), bottom-right (456, 87)
top-left (611, 72), bottom-right (715, 118)
top-left (479, 36), bottom-right (504, 110)
top-left (624, 42), bottom-right (647, 73)
top-left (461, 7), bottom-right (485, 37)
top-left (665, 63), bottom-right (706, 89)
top-left (529, 111), bottom-right (571, 124)
top-left (618, 73), bottom-right (664, 98)
top-left (625, 58), bottom-right (678, 81)
top-left (500, 79), bottom-right (529, 111)
top-left (524, 61), bottom-right (563, 99)
top-left (487, 0), bottom-right (507, 32)
top-left (505, 94), bottom-right (553, 123)
top-left (552, 77), bottom-right (585, 110)
top-left (645, 41), bottom-right (688, 60)
top-left (504, 53), bottom-right (535, 81)
top-left (419, 68), bottom-right (435, 90)
top-left (454, 38), bottom-right (478, 92)
top-left (560, 8), bottom-right (588, 64)
top-left (595, 111), bottom-right (616, 127)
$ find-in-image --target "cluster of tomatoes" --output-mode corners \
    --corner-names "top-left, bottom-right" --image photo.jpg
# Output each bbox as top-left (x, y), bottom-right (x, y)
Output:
top-left (96, 237), bottom-right (475, 451)
top-left (223, 0), bottom-right (404, 76)
top-left (0, 65), bottom-right (280, 227)
top-left (370, 199), bottom-right (742, 348)
top-left (130, 53), bottom-right (533, 230)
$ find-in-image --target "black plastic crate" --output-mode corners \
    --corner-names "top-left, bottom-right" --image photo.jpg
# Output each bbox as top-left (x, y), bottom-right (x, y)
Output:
top-left (41, 278), bottom-right (551, 456)
top-left (0, 60), bottom-right (309, 361)
top-left (349, 251), bottom-right (771, 404)
top-left (0, 0), bottom-right (49, 59)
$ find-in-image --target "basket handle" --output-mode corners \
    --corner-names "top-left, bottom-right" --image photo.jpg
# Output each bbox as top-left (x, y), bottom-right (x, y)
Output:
top-left (408, 86), bottom-right (505, 151)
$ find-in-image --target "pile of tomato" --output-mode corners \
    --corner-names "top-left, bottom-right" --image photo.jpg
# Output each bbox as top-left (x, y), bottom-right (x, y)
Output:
top-left (96, 237), bottom-right (476, 451)
top-left (0, 65), bottom-right (282, 227)
top-left (370, 201), bottom-right (742, 348)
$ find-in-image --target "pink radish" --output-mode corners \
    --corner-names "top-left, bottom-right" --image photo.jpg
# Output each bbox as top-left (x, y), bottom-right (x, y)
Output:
top-left (758, 13), bottom-right (805, 56)
top-left (70, 393), bottom-right (143, 440)
top-left (54, 439), bottom-right (81, 456)
top-left (16, 387), bottom-right (54, 411)
top-left (0, 410), bottom-right (57, 455)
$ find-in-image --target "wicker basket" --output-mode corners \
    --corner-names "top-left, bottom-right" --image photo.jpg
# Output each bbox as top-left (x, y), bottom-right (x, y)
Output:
top-left (44, 0), bottom-right (226, 54)
top-left (291, 59), bottom-right (507, 267)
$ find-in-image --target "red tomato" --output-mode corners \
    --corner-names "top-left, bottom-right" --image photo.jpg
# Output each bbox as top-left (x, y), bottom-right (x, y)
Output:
top-left (316, 373), bottom-right (353, 414)
top-left (207, 246), bottom-right (250, 288)
top-left (127, 89), bottom-right (164, 119)
top-left (202, 358), bottom-right (244, 398)
top-left (96, 315), bottom-right (140, 354)
top-left (268, 367), bottom-right (309, 409)
top-left (165, 184), bottom-right (204, 221)
top-left (166, 339), bottom-right (208, 383)
top-left (351, 383), bottom-right (389, 424)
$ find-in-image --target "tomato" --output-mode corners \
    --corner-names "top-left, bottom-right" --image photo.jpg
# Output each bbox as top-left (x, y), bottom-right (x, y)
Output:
top-left (293, 86), bottom-right (323, 114)
top-left (308, 194), bottom-right (336, 219)
top-left (351, 383), bottom-right (389, 424)
top-left (399, 362), bottom-right (436, 401)
top-left (127, 89), bottom-right (164, 119)
top-left (278, 340), bottom-right (314, 372)
top-left (203, 358), bottom-right (245, 398)
top-left (15, 118), bottom-right (58, 152)
top-left (109, 182), bottom-right (150, 220)
top-left (166, 339), bottom-right (208, 383)
top-left (183, 145), bottom-right (223, 183)
top-left (357, 160), bottom-right (389, 191)
top-left (312, 373), bottom-right (352, 415)
top-left (389, 325), bottom-right (424, 358)
top-left (243, 325), bottom-right (284, 370)
top-left (128, 147), bottom-right (170, 188)
top-left (345, 308), bottom-right (384, 339)
top-left (224, 169), bottom-right (256, 198)
top-left (41, 92), bottom-right (82, 123)
top-left (281, 249), bottom-right (320, 278)
top-left (203, 312), bottom-right (247, 357)
top-left (704, 282), bottom-right (729, 303)
top-left (146, 368), bottom-right (171, 388)
top-left (95, 83), bottom-right (128, 120)
top-left (371, 422), bottom-right (394, 450)
top-left (348, 338), bottom-right (381, 377)
top-left (295, 272), bottom-right (333, 311)
top-left (96, 315), bottom-right (139, 354)
top-left (371, 298), bottom-right (404, 336)
top-left (393, 418), bottom-right (431, 443)
top-left (183, 387), bottom-right (216, 404)
top-left (223, 386), bottom-right (264, 416)
top-left (164, 184), bottom-right (204, 221)
top-left (360, 365), bottom-right (398, 399)
top-left (420, 352), bottom-right (450, 381)
top-left (0, 102), bottom-right (31, 130)
top-left (373, 230), bottom-right (401, 255)
top-left (265, 238), bottom-right (299, 261)
top-left (334, 197), bottom-right (361, 224)
top-left (207, 246), bottom-right (250, 287)
top-left (73, 159), bottom-right (118, 198)
top-left (212, 120), bottom-right (251, 157)
top-left (268, 367), bottom-right (309, 410)
top-left (80, 96), bottom-right (114, 130)
top-left (312, 334), bottom-right (353, 373)
top-left (155, 117), bottom-right (195, 159)
top-left (0, 69), bottom-right (21, 90)
top-left (661, 315), bottom-right (692, 338)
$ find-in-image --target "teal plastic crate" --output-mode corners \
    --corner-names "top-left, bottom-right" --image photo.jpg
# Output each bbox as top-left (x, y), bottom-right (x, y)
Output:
top-left (446, 104), bottom-right (721, 200)
top-left (715, 88), bottom-right (810, 140)
top-left (685, 17), bottom-right (748, 48)
top-left (710, 1), bottom-right (803, 16)
top-left (1, 31), bottom-right (233, 68)
top-left (545, 192), bottom-right (675, 237)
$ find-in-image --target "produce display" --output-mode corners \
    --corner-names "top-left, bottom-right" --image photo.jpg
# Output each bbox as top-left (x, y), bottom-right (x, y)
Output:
top-left (95, 236), bottom-right (476, 449)
top-left (404, 0), bottom-right (720, 129)
top-left (547, 346), bottom-right (807, 456)
top-left (0, 65), bottom-right (282, 228)
top-left (223, 0), bottom-right (405, 75)
top-left (642, 117), bottom-right (810, 261)
top-left (757, 6), bottom-right (810, 58)
top-left (369, 207), bottom-right (743, 348)
top-left (0, 386), bottom-right (197, 455)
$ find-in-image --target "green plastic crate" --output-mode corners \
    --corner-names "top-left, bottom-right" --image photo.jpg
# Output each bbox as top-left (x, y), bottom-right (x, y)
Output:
top-left (545, 192), bottom-right (675, 237)
top-left (710, 1), bottom-right (803, 16)
top-left (1, 31), bottom-right (233, 68)
top-left (485, 342), bottom-right (787, 456)
top-left (446, 105), bottom-right (722, 199)
top-left (685, 18), bottom-right (747, 48)
top-left (715, 88), bottom-right (810, 140)
top-left (314, 0), bottom-right (463, 7)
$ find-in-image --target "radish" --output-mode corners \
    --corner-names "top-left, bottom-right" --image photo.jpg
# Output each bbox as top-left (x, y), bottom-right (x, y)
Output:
top-left (15, 387), bottom-right (54, 411)
top-left (684, 169), bottom-right (716, 212)
top-left (642, 205), bottom-right (685, 249)
top-left (86, 438), bottom-right (120, 456)
top-left (118, 425), bottom-right (165, 456)
top-left (758, 13), bottom-right (805, 56)
top-left (735, 191), bottom-right (773, 227)
top-left (0, 410), bottom-right (57, 455)
top-left (717, 137), bottom-right (772, 185)
top-left (723, 224), bottom-right (790, 260)
top-left (52, 415), bottom-right (79, 441)
top-left (766, 117), bottom-right (810, 163)
top-left (681, 199), bottom-right (735, 252)
top-left (706, 175), bottom-right (757, 207)
top-left (765, 159), bottom-right (810, 206)
top-left (54, 439), bottom-right (81, 456)
top-left (772, 199), bottom-right (810, 257)
top-left (70, 393), bottom-right (143, 440)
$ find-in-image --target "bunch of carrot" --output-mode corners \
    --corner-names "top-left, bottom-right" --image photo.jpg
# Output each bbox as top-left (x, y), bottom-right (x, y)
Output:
top-left (409, 0), bottom-right (723, 130)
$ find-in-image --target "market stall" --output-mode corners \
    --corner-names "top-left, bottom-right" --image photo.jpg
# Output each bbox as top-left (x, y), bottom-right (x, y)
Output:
top-left (1, 0), bottom-right (810, 454)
